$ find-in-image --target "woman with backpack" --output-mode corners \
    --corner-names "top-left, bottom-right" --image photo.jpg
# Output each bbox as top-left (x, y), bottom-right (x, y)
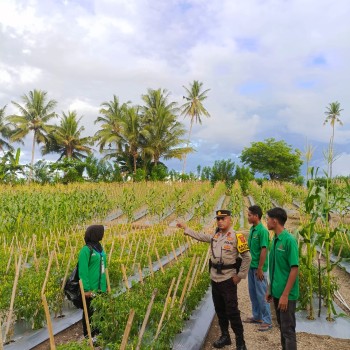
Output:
top-left (78, 224), bottom-right (107, 339)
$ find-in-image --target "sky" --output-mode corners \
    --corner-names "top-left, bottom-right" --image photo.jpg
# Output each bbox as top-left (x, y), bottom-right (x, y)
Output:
top-left (1, 0), bottom-right (350, 177)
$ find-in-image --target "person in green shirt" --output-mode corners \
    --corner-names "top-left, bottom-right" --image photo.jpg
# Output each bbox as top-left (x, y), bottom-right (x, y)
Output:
top-left (266, 207), bottom-right (299, 350)
top-left (244, 205), bottom-right (272, 331)
top-left (78, 225), bottom-right (107, 339)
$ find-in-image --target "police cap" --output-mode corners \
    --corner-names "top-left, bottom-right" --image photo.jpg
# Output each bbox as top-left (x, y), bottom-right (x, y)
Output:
top-left (215, 209), bottom-right (232, 218)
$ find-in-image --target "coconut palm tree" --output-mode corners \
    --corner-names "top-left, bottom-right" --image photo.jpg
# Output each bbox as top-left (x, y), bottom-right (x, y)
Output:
top-left (323, 101), bottom-right (343, 178)
top-left (0, 105), bottom-right (14, 154)
top-left (94, 95), bottom-right (130, 155)
top-left (7, 90), bottom-right (57, 180)
top-left (141, 88), bottom-right (193, 166)
top-left (181, 80), bottom-right (210, 173)
top-left (42, 111), bottom-right (93, 160)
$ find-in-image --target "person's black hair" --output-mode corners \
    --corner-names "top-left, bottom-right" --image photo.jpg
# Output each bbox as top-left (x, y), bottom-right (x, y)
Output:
top-left (248, 205), bottom-right (263, 219)
top-left (266, 207), bottom-right (287, 226)
top-left (84, 225), bottom-right (104, 252)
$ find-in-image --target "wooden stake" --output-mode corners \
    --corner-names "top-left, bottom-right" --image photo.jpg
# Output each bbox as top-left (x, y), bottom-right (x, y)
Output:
top-left (41, 294), bottom-right (56, 350)
top-left (4, 255), bottom-right (22, 344)
top-left (119, 309), bottom-right (135, 350)
top-left (200, 247), bottom-right (211, 274)
top-left (105, 268), bottom-right (111, 293)
top-left (136, 289), bottom-right (158, 350)
top-left (79, 280), bottom-right (94, 349)
top-left (119, 238), bottom-right (126, 259)
top-left (138, 263), bottom-right (144, 284)
top-left (121, 264), bottom-right (130, 290)
top-left (187, 258), bottom-right (200, 294)
top-left (132, 237), bottom-right (141, 271)
top-left (108, 239), bottom-right (115, 266)
top-left (61, 253), bottom-right (72, 292)
top-left (171, 243), bottom-right (178, 261)
top-left (155, 278), bottom-right (175, 340)
top-left (179, 255), bottom-right (196, 306)
top-left (5, 245), bottom-right (14, 274)
top-left (41, 251), bottom-right (54, 296)
top-left (148, 255), bottom-right (154, 278)
top-left (155, 248), bottom-right (164, 273)
top-left (171, 266), bottom-right (184, 309)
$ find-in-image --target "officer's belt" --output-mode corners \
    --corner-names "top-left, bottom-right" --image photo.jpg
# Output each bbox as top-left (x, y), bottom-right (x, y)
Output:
top-left (209, 261), bottom-right (238, 270)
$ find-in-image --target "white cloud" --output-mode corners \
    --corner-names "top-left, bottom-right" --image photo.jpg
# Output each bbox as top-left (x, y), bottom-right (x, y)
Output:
top-left (0, 0), bottom-right (349, 172)
top-left (333, 153), bottom-right (350, 177)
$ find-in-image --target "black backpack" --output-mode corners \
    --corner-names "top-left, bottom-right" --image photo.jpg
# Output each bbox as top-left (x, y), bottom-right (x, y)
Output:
top-left (64, 245), bottom-right (93, 309)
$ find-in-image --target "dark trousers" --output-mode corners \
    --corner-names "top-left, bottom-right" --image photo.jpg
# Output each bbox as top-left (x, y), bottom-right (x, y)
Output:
top-left (211, 278), bottom-right (245, 346)
top-left (273, 298), bottom-right (297, 350)
top-left (82, 298), bottom-right (99, 337)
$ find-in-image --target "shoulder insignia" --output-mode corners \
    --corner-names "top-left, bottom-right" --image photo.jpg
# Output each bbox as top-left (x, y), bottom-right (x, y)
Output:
top-left (236, 233), bottom-right (249, 253)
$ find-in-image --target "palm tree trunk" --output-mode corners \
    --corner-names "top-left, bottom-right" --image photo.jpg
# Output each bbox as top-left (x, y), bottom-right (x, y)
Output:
top-left (29, 131), bottom-right (36, 181)
top-left (182, 119), bottom-right (194, 174)
top-left (329, 125), bottom-right (335, 179)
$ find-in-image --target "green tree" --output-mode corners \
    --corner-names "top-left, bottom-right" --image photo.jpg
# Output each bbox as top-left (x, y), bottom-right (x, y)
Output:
top-left (210, 159), bottom-right (235, 189)
top-left (94, 95), bottom-right (130, 156)
top-left (0, 105), bottom-right (13, 154)
top-left (141, 88), bottom-right (193, 166)
top-left (181, 80), bottom-right (210, 173)
top-left (42, 111), bottom-right (93, 160)
top-left (234, 165), bottom-right (254, 195)
top-left (7, 90), bottom-right (57, 180)
top-left (0, 148), bottom-right (25, 183)
top-left (240, 138), bottom-right (302, 181)
top-left (323, 101), bottom-right (343, 179)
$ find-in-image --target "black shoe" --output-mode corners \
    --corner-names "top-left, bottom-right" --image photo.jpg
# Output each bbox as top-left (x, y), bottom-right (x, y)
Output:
top-left (236, 343), bottom-right (247, 350)
top-left (213, 334), bottom-right (232, 348)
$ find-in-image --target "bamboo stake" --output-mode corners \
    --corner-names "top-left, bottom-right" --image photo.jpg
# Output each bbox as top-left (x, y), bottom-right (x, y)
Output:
top-left (119, 309), bottom-right (135, 350)
top-left (61, 253), bottom-right (72, 292)
top-left (4, 255), bottom-right (22, 344)
top-left (154, 278), bottom-right (175, 340)
top-left (148, 255), bottom-right (154, 278)
top-left (200, 247), bottom-right (211, 274)
top-left (155, 248), bottom-right (164, 273)
top-left (171, 243), bottom-right (178, 261)
top-left (187, 258), bottom-right (200, 294)
top-left (119, 238), bottom-right (126, 259)
top-left (41, 251), bottom-right (54, 296)
top-left (5, 245), bottom-right (14, 274)
top-left (108, 239), bottom-right (115, 266)
top-left (53, 247), bottom-right (60, 269)
top-left (132, 237), bottom-right (141, 271)
top-left (179, 255), bottom-right (196, 306)
top-left (137, 263), bottom-right (144, 284)
top-left (121, 264), bottom-right (130, 290)
top-left (41, 294), bottom-right (56, 350)
top-left (105, 268), bottom-right (111, 293)
top-left (170, 266), bottom-right (184, 309)
top-left (136, 289), bottom-right (158, 350)
top-left (79, 280), bottom-right (94, 349)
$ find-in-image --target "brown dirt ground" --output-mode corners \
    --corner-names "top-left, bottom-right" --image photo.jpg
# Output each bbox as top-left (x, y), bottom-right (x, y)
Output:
top-left (32, 200), bottom-right (350, 350)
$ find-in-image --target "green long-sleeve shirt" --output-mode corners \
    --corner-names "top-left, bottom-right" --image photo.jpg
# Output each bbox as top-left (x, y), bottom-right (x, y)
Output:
top-left (78, 245), bottom-right (107, 292)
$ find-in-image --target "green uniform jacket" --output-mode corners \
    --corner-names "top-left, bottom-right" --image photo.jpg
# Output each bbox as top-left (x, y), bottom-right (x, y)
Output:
top-left (269, 230), bottom-right (299, 300)
top-left (78, 245), bottom-right (107, 292)
top-left (248, 222), bottom-right (269, 272)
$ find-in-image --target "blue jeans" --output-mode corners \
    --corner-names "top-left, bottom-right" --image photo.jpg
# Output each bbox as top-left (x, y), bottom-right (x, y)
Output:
top-left (248, 268), bottom-right (272, 324)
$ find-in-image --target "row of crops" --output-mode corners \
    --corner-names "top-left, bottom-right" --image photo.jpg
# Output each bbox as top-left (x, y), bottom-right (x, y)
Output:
top-left (0, 179), bottom-right (349, 349)
top-left (0, 181), bottom-right (231, 349)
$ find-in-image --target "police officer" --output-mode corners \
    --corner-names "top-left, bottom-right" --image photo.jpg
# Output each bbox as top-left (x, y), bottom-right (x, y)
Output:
top-left (177, 209), bottom-right (251, 350)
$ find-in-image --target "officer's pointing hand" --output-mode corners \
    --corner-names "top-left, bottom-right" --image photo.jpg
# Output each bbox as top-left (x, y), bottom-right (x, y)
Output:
top-left (176, 222), bottom-right (187, 230)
